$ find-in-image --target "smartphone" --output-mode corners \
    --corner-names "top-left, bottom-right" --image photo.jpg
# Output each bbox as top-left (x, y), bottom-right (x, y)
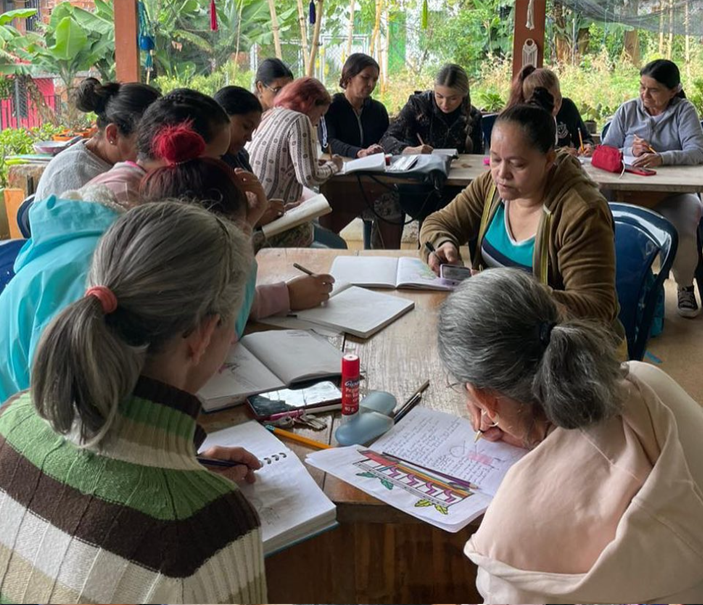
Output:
top-left (439, 264), bottom-right (472, 287)
top-left (246, 381), bottom-right (342, 420)
top-left (625, 164), bottom-right (656, 176)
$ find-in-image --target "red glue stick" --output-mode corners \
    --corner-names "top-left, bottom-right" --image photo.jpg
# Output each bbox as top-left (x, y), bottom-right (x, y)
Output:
top-left (341, 354), bottom-right (360, 421)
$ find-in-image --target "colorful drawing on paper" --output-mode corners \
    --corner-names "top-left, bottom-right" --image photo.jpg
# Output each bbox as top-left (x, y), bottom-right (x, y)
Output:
top-left (354, 450), bottom-right (474, 515)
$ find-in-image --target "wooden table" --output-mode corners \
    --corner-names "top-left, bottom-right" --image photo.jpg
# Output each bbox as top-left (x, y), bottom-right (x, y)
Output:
top-left (198, 248), bottom-right (481, 604)
top-left (445, 154), bottom-right (703, 194)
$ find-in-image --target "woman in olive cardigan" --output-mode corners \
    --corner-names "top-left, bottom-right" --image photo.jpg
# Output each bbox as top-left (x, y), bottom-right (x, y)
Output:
top-left (420, 90), bottom-right (620, 331)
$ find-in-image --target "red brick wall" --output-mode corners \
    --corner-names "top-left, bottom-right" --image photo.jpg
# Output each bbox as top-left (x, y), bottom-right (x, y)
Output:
top-left (40, 0), bottom-right (96, 22)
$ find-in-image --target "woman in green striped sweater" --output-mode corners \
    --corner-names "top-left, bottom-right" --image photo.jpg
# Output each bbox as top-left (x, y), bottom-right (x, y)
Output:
top-left (0, 202), bottom-right (266, 604)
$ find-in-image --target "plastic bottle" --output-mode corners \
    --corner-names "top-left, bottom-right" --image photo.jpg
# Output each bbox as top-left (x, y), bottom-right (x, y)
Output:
top-left (341, 353), bottom-right (360, 423)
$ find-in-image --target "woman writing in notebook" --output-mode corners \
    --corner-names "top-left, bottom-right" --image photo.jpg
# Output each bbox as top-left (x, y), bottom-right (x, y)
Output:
top-left (141, 124), bottom-right (335, 337)
top-left (0, 89), bottom-right (262, 403)
top-left (249, 77), bottom-right (344, 248)
top-left (379, 63), bottom-right (483, 155)
top-left (438, 268), bottom-right (703, 604)
top-left (420, 89), bottom-right (621, 334)
top-left (0, 202), bottom-right (267, 603)
top-left (34, 77), bottom-right (160, 200)
top-left (317, 53), bottom-right (403, 248)
top-left (603, 59), bottom-right (703, 318)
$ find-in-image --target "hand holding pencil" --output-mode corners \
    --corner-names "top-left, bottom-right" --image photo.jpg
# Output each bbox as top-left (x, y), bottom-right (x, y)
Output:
top-left (632, 135), bottom-right (662, 168)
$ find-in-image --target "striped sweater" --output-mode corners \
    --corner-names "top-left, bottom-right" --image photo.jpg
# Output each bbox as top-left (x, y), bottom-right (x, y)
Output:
top-left (0, 377), bottom-right (266, 604)
top-left (249, 107), bottom-right (340, 203)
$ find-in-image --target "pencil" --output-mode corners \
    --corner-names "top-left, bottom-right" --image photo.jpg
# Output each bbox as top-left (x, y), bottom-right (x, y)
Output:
top-left (197, 457), bottom-right (251, 469)
top-left (417, 133), bottom-right (425, 146)
top-left (265, 425), bottom-right (332, 450)
top-left (293, 262), bottom-right (315, 277)
top-left (578, 130), bottom-right (584, 154)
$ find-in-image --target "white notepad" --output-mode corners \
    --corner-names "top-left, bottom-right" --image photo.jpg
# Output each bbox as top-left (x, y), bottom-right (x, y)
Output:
top-left (330, 256), bottom-right (453, 291)
top-left (293, 285), bottom-right (415, 338)
top-left (198, 329), bottom-right (343, 412)
top-left (432, 148), bottom-right (458, 157)
top-left (261, 193), bottom-right (332, 238)
top-left (200, 421), bottom-right (337, 555)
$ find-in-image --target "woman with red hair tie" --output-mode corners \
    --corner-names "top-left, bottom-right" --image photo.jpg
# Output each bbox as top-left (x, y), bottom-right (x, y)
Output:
top-left (249, 77), bottom-right (344, 247)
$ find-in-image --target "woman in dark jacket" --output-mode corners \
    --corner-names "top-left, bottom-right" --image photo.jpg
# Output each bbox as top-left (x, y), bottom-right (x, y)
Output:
top-left (320, 53), bottom-right (389, 158)
top-left (380, 63), bottom-right (483, 155)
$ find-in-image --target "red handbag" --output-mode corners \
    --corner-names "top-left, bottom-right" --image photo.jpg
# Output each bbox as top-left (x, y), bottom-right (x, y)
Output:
top-left (591, 145), bottom-right (623, 173)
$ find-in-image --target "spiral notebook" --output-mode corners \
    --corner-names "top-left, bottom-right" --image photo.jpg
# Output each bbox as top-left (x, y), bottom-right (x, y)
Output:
top-left (199, 421), bottom-right (337, 556)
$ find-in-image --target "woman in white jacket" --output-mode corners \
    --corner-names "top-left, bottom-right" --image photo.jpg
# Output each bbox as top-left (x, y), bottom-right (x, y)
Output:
top-left (438, 268), bottom-right (703, 604)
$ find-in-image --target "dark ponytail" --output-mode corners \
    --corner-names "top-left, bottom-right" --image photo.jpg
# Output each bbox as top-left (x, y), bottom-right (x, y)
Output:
top-left (506, 65), bottom-right (536, 108)
top-left (75, 77), bottom-right (160, 135)
top-left (496, 87), bottom-right (556, 154)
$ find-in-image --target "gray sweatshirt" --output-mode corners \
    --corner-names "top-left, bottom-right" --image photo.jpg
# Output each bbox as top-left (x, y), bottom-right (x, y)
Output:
top-left (602, 96), bottom-right (703, 165)
top-left (34, 140), bottom-right (112, 200)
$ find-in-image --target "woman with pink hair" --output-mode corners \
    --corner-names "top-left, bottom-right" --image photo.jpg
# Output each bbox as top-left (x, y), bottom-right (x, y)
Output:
top-left (249, 77), bottom-right (344, 247)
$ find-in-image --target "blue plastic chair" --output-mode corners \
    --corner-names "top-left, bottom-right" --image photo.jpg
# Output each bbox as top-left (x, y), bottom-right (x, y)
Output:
top-left (481, 113), bottom-right (499, 151)
top-left (600, 121), bottom-right (611, 142)
top-left (0, 239), bottom-right (27, 294)
top-left (16, 194), bottom-right (35, 238)
top-left (610, 203), bottom-right (678, 361)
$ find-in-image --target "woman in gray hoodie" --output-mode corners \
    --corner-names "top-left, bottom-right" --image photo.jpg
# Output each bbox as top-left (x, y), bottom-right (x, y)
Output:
top-left (603, 59), bottom-right (703, 318)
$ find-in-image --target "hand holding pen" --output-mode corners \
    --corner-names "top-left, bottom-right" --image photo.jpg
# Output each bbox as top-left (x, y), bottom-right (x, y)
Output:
top-left (198, 446), bottom-right (262, 483)
top-left (286, 262), bottom-right (335, 310)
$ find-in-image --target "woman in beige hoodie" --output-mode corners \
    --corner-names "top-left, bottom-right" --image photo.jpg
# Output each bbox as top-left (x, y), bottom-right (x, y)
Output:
top-left (438, 268), bottom-right (703, 605)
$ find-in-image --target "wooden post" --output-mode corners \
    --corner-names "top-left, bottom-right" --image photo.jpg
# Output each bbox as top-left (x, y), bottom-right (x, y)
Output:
top-left (114, 0), bottom-right (140, 83)
top-left (512, 0), bottom-right (546, 78)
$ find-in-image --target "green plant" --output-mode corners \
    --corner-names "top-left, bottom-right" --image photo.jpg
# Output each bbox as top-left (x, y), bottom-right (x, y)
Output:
top-left (0, 8), bottom-right (41, 76)
top-left (474, 90), bottom-right (505, 113)
top-left (0, 124), bottom-right (66, 187)
top-left (29, 1), bottom-right (115, 118)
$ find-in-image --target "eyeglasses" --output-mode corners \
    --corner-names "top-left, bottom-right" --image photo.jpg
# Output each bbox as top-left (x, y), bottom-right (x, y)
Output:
top-left (264, 84), bottom-right (284, 95)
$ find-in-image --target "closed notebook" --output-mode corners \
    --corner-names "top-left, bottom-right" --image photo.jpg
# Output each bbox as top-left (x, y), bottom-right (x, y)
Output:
top-left (198, 329), bottom-right (343, 412)
top-left (261, 283), bottom-right (415, 339)
top-left (261, 193), bottom-right (332, 238)
top-left (200, 421), bottom-right (337, 555)
top-left (330, 256), bottom-right (453, 291)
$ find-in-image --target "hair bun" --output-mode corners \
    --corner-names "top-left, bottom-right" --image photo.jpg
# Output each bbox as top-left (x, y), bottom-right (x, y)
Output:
top-left (75, 78), bottom-right (121, 115)
top-left (153, 122), bottom-right (206, 165)
top-left (528, 86), bottom-right (555, 115)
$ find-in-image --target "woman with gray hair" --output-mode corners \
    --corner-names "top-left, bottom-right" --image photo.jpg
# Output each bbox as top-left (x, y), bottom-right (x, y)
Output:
top-left (439, 268), bottom-right (703, 604)
top-left (0, 202), bottom-right (267, 604)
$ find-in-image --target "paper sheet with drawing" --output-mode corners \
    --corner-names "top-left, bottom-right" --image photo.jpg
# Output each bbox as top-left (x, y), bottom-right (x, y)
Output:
top-left (373, 407), bottom-right (526, 496)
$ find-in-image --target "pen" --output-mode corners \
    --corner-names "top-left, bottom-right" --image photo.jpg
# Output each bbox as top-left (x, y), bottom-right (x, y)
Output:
top-left (293, 262), bottom-right (315, 277)
top-left (634, 134), bottom-right (656, 154)
top-left (424, 241), bottom-right (436, 257)
top-left (417, 133), bottom-right (425, 146)
top-left (268, 409), bottom-right (307, 421)
top-left (265, 425), bottom-right (332, 449)
top-left (393, 379), bottom-right (430, 424)
top-left (197, 456), bottom-right (255, 469)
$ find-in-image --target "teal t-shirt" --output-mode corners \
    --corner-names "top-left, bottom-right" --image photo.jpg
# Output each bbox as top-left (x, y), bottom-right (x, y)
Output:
top-left (480, 201), bottom-right (534, 272)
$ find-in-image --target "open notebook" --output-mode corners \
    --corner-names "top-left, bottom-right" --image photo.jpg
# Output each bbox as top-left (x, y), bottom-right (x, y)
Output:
top-left (261, 194), bottom-right (331, 238)
top-left (307, 407), bottom-right (527, 533)
top-left (338, 153), bottom-right (386, 175)
top-left (198, 329), bottom-right (343, 412)
top-left (330, 256), bottom-right (453, 291)
top-left (200, 421), bottom-right (337, 556)
top-left (261, 283), bottom-right (415, 339)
